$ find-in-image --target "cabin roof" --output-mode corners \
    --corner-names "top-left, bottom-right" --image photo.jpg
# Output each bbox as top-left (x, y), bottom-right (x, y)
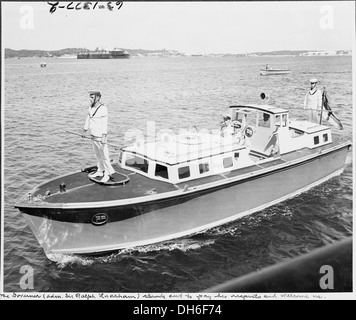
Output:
top-left (123, 132), bottom-right (244, 165)
top-left (229, 104), bottom-right (288, 115)
top-left (289, 120), bottom-right (330, 134)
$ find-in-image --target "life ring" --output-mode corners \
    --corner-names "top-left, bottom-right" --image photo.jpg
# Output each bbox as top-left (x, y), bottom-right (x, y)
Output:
top-left (244, 126), bottom-right (255, 138)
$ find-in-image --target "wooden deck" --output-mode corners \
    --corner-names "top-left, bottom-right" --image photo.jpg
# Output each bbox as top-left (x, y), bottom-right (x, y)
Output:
top-left (35, 165), bottom-right (176, 203)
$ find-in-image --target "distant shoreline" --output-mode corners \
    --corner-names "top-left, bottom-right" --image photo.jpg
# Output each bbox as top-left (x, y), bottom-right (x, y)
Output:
top-left (6, 54), bottom-right (352, 59)
top-left (5, 48), bottom-right (352, 59)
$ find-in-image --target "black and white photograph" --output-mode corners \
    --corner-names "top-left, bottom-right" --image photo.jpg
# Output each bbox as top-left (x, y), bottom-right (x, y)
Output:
top-left (1, 0), bottom-right (354, 304)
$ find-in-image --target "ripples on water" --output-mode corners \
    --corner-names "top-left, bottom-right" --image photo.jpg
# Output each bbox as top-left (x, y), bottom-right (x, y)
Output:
top-left (3, 56), bottom-right (352, 292)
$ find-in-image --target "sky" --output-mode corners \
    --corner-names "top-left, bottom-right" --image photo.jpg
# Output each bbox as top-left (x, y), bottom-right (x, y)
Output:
top-left (1, 1), bottom-right (355, 54)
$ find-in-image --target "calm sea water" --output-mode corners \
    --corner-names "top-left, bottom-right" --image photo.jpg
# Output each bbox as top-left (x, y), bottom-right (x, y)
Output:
top-left (3, 55), bottom-right (353, 293)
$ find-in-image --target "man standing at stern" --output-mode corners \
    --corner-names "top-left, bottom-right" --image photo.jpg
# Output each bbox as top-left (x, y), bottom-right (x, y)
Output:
top-left (82, 90), bottom-right (115, 182)
top-left (303, 78), bottom-right (323, 124)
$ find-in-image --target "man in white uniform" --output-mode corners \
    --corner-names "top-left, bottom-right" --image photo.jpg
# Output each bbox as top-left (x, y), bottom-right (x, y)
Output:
top-left (82, 90), bottom-right (115, 182)
top-left (303, 78), bottom-right (323, 123)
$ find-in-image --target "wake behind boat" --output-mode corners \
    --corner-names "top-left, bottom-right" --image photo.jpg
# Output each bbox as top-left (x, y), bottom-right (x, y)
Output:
top-left (14, 103), bottom-right (351, 261)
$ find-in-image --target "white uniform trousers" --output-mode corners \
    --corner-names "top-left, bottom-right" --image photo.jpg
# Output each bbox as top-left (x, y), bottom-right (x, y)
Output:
top-left (91, 138), bottom-right (115, 176)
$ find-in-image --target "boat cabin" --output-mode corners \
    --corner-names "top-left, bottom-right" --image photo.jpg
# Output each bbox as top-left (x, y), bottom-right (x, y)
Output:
top-left (118, 105), bottom-right (332, 184)
top-left (229, 104), bottom-right (332, 156)
top-left (119, 130), bottom-right (254, 184)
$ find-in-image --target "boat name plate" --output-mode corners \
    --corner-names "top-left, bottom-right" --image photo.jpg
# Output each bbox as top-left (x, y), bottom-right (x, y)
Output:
top-left (91, 213), bottom-right (109, 226)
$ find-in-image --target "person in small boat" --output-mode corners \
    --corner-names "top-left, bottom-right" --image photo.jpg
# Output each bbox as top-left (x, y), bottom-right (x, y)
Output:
top-left (266, 64), bottom-right (271, 70)
top-left (303, 78), bottom-right (323, 123)
top-left (220, 114), bottom-right (234, 137)
top-left (82, 90), bottom-right (115, 182)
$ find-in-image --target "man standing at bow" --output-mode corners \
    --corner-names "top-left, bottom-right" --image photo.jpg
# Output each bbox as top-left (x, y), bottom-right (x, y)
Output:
top-left (82, 90), bottom-right (115, 182)
top-left (303, 78), bottom-right (323, 124)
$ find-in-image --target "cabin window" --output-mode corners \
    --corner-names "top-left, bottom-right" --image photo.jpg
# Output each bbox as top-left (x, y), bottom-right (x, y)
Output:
top-left (323, 133), bottom-right (328, 142)
top-left (248, 112), bottom-right (257, 127)
top-left (233, 112), bottom-right (244, 124)
top-left (239, 110), bottom-right (257, 128)
top-left (232, 110), bottom-right (239, 121)
top-left (223, 157), bottom-right (233, 168)
top-left (314, 136), bottom-right (320, 145)
top-left (275, 115), bottom-right (281, 127)
top-left (155, 164), bottom-right (168, 179)
top-left (234, 152), bottom-right (240, 161)
top-left (178, 166), bottom-right (190, 179)
top-left (125, 154), bottom-right (149, 173)
top-left (258, 112), bottom-right (271, 128)
top-left (199, 163), bottom-right (210, 174)
top-left (282, 114), bottom-right (287, 127)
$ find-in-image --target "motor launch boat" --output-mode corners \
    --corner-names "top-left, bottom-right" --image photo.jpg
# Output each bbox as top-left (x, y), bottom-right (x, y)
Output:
top-left (14, 104), bottom-right (351, 261)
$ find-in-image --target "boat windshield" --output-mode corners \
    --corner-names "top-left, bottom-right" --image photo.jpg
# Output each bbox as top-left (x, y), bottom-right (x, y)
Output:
top-left (232, 109), bottom-right (257, 128)
top-left (125, 153), bottom-right (149, 173)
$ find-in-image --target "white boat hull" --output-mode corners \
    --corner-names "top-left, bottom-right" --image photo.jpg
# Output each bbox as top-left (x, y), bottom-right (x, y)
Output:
top-left (22, 143), bottom-right (350, 261)
top-left (260, 69), bottom-right (290, 75)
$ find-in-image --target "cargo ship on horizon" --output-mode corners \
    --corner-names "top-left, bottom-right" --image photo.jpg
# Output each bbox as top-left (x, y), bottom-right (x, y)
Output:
top-left (77, 47), bottom-right (130, 59)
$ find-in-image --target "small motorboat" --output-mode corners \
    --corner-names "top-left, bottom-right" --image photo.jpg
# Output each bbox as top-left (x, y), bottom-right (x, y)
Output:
top-left (40, 62), bottom-right (47, 67)
top-left (14, 104), bottom-right (351, 261)
top-left (260, 67), bottom-right (290, 75)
